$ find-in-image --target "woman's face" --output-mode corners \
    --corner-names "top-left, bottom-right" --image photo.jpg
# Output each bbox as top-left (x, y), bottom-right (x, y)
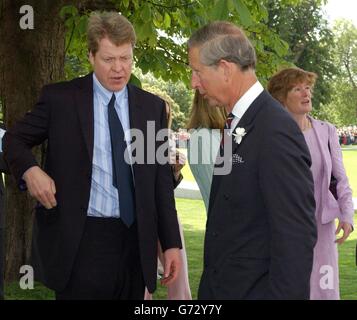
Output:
top-left (284, 82), bottom-right (313, 115)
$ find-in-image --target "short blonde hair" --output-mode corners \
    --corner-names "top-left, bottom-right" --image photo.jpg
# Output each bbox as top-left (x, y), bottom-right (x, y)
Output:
top-left (186, 90), bottom-right (226, 130)
top-left (87, 11), bottom-right (136, 55)
top-left (267, 67), bottom-right (317, 104)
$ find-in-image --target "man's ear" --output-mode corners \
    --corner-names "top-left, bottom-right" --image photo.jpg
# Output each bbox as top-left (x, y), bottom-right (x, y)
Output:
top-left (218, 59), bottom-right (233, 81)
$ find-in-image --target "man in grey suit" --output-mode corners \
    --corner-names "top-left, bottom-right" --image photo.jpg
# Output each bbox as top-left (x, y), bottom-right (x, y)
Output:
top-left (187, 21), bottom-right (317, 299)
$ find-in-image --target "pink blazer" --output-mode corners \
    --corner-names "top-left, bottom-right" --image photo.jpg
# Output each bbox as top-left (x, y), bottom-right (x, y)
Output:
top-left (309, 116), bottom-right (354, 225)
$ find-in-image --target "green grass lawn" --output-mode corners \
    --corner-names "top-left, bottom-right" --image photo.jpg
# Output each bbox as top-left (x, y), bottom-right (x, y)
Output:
top-left (341, 148), bottom-right (357, 198)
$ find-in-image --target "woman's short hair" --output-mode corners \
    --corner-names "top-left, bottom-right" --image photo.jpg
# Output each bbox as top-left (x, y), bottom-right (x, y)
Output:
top-left (87, 11), bottom-right (136, 55)
top-left (187, 21), bottom-right (256, 71)
top-left (267, 67), bottom-right (317, 104)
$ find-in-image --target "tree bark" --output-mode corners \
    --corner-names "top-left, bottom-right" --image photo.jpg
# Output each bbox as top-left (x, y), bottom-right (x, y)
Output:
top-left (0, 0), bottom-right (67, 283)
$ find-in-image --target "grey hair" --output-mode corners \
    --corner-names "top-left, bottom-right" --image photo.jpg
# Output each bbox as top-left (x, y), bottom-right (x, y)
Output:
top-left (187, 21), bottom-right (256, 70)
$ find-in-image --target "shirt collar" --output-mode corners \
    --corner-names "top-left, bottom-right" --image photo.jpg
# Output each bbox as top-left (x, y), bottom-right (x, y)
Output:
top-left (92, 73), bottom-right (127, 105)
top-left (231, 81), bottom-right (264, 120)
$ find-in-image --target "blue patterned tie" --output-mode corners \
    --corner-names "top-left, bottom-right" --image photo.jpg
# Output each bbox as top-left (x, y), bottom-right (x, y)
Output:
top-left (108, 93), bottom-right (135, 227)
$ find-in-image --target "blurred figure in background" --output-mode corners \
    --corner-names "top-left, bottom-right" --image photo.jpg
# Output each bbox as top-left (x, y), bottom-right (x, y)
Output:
top-left (186, 90), bottom-right (226, 212)
top-left (268, 67), bottom-right (354, 300)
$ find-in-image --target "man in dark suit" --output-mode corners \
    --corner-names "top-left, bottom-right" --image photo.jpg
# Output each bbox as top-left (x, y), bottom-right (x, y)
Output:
top-left (3, 12), bottom-right (181, 299)
top-left (188, 21), bottom-right (317, 299)
top-left (0, 121), bottom-right (7, 300)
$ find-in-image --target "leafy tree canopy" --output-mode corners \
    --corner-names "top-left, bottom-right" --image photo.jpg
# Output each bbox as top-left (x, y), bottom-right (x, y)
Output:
top-left (61, 0), bottom-right (292, 84)
top-left (265, 0), bottom-right (337, 111)
top-left (142, 83), bottom-right (186, 131)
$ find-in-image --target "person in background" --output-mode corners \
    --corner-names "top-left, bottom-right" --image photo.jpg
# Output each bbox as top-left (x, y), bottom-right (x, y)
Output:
top-left (144, 100), bottom-right (191, 300)
top-left (186, 90), bottom-right (226, 212)
top-left (267, 67), bottom-right (354, 300)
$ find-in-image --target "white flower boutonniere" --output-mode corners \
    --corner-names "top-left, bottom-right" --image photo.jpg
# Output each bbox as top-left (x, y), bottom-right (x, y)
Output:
top-left (232, 127), bottom-right (246, 144)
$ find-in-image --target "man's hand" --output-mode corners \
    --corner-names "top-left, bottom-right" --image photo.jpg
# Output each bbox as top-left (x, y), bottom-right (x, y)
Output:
top-left (23, 166), bottom-right (57, 209)
top-left (160, 248), bottom-right (181, 286)
top-left (335, 220), bottom-right (353, 244)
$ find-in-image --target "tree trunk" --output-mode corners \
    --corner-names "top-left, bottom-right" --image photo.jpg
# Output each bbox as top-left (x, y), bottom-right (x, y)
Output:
top-left (0, 0), bottom-right (67, 283)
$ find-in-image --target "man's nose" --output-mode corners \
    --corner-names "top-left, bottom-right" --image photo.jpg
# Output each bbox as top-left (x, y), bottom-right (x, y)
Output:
top-left (112, 60), bottom-right (123, 72)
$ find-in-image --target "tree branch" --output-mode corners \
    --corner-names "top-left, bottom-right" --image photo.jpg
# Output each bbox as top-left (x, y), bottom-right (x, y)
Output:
top-left (146, 0), bottom-right (195, 9)
top-left (75, 0), bottom-right (116, 13)
top-left (343, 59), bottom-right (357, 90)
top-left (65, 20), bottom-right (76, 54)
top-left (156, 42), bottom-right (187, 66)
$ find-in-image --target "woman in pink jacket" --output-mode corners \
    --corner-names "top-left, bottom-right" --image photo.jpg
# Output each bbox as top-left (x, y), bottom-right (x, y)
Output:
top-left (268, 67), bottom-right (354, 300)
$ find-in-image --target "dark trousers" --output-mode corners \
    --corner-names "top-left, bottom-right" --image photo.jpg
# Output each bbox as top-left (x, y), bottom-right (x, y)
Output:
top-left (56, 216), bottom-right (145, 300)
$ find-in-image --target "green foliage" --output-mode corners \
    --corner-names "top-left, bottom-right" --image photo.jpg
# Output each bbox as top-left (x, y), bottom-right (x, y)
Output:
top-left (317, 19), bottom-right (357, 126)
top-left (317, 79), bottom-right (357, 126)
top-left (265, 0), bottom-right (337, 110)
top-left (231, 0), bottom-right (254, 26)
top-left (165, 80), bottom-right (193, 119)
top-left (333, 20), bottom-right (357, 91)
top-left (61, 0), bottom-right (292, 84)
top-left (60, 5), bottom-right (91, 79)
top-left (135, 67), bottom-right (193, 127)
top-left (142, 83), bottom-right (186, 131)
top-left (129, 73), bottom-right (142, 88)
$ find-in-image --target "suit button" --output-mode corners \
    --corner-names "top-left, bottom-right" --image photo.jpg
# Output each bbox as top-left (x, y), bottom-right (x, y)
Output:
top-left (212, 232), bottom-right (218, 237)
top-left (224, 194), bottom-right (229, 200)
top-left (213, 269), bottom-right (218, 274)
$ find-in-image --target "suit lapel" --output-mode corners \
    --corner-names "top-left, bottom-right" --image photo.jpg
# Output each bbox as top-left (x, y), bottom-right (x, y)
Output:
top-left (309, 116), bottom-right (330, 203)
top-left (127, 84), bottom-right (142, 131)
top-left (75, 73), bottom-right (94, 162)
top-left (74, 78), bottom-right (142, 170)
top-left (127, 84), bottom-right (144, 181)
top-left (230, 91), bottom-right (268, 155)
top-left (208, 91), bottom-right (268, 216)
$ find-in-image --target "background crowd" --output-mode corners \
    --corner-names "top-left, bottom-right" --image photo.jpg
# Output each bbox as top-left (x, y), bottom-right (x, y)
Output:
top-left (337, 126), bottom-right (357, 145)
